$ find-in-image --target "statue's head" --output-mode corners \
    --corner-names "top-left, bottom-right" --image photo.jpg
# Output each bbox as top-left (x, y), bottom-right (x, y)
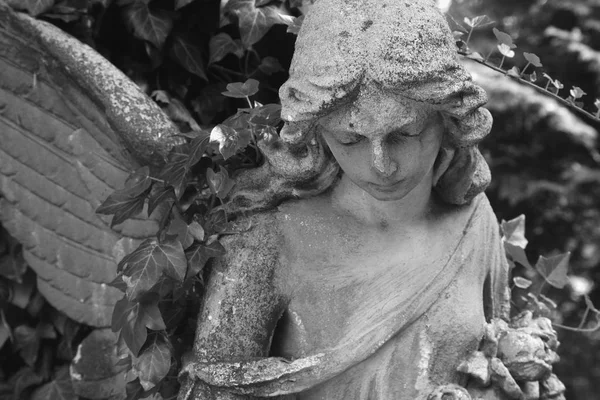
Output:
top-left (278, 0), bottom-right (492, 204)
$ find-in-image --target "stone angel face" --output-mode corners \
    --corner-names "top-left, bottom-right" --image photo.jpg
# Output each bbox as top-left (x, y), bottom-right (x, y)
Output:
top-left (316, 85), bottom-right (446, 202)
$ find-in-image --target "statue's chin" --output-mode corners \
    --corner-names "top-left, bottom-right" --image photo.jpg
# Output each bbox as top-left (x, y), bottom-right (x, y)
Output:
top-left (361, 181), bottom-right (414, 202)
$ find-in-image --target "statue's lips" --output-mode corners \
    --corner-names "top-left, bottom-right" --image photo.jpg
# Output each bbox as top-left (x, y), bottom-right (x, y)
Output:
top-left (368, 180), bottom-right (404, 192)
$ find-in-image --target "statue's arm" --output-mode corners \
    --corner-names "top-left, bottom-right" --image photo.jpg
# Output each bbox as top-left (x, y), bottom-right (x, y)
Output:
top-left (181, 214), bottom-right (288, 399)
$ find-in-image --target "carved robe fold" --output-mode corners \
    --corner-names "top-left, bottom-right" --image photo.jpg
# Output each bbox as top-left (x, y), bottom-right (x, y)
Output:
top-left (182, 193), bottom-right (510, 400)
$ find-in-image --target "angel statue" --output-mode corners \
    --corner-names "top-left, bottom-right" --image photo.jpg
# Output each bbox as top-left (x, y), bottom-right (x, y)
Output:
top-left (0, 0), bottom-right (564, 399)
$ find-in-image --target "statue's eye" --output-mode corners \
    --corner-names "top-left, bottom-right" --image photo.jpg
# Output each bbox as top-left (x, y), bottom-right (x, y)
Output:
top-left (339, 135), bottom-right (365, 146)
top-left (386, 131), bottom-right (407, 144)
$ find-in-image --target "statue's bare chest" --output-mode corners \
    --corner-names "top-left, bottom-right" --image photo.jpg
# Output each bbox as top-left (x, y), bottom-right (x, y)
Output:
top-left (271, 198), bottom-right (477, 358)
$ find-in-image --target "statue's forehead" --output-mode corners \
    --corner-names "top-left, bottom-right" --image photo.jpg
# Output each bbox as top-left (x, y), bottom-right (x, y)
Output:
top-left (319, 89), bottom-right (435, 135)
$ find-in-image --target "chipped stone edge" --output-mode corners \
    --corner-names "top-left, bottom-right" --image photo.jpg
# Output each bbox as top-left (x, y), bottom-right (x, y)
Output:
top-left (4, 2), bottom-right (182, 165)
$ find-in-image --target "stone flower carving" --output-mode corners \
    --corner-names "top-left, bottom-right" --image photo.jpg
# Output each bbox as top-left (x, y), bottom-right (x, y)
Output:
top-left (458, 311), bottom-right (566, 400)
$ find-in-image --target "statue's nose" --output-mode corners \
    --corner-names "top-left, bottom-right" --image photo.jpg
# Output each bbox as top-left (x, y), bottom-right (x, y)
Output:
top-left (371, 140), bottom-right (398, 177)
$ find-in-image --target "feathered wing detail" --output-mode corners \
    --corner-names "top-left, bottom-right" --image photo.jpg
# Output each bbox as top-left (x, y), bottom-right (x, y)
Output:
top-left (0, 3), bottom-right (177, 326)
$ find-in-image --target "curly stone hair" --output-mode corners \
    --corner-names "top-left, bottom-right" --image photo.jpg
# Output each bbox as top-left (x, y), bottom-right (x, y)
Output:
top-left (228, 0), bottom-right (493, 213)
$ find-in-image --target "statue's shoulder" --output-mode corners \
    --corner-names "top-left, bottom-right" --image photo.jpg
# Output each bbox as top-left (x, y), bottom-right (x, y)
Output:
top-left (215, 210), bottom-right (285, 278)
top-left (469, 193), bottom-right (500, 229)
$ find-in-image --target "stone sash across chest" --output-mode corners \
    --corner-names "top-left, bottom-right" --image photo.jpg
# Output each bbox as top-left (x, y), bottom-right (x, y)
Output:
top-left (180, 195), bottom-right (506, 397)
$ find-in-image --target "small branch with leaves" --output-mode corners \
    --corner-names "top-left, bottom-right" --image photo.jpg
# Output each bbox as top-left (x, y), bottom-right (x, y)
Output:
top-left (455, 14), bottom-right (600, 134)
top-left (501, 215), bottom-right (600, 333)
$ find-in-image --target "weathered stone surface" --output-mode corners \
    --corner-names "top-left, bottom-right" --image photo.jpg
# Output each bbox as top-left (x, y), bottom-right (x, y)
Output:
top-left (461, 314), bottom-right (565, 400)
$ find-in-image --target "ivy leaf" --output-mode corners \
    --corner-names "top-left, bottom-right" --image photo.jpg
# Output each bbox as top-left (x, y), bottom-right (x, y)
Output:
top-left (13, 325), bottom-right (40, 366)
top-left (0, 250), bottom-right (27, 282)
top-left (535, 252), bottom-right (571, 289)
top-left (206, 168), bottom-right (235, 200)
top-left (209, 33), bottom-right (244, 64)
top-left (159, 144), bottom-right (191, 198)
top-left (11, 368), bottom-right (44, 400)
top-left (185, 239), bottom-right (226, 279)
top-left (210, 124), bottom-right (253, 160)
top-left (123, 2), bottom-right (173, 48)
top-left (170, 34), bottom-right (208, 81)
top-left (501, 215), bottom-right (528, 248)
top-left (30, 366), bottom-right (76, 400)
top-left (287, 15), bottom-right (304, 35)
top-left (188, 221), bottom-right (205, 242)
top-left (529, 71), bottom-right (537, 82)
top-left (513, 276), bottom-right (533, 289)
top-left (188, 133), bottom-right (211, 167)
top-left (249, 104), bottom-right (281, 143)
top-left (551, 78), bottom-right (564, 90)
top-left (6, 0), bottom-right (55, 16)
top-left (120, 238), bottom-right (187, 299)
top-left (258, 56), bottom-right (283, 75)
top-left (222, 78), bottom-right (260, 98)
top-left (167, 217), bottom-right (196, 249)
top-left (523, 52), bottom-right (542, 67)
top-left (492, 27), bottom-right (515, 48)
top-left (96, 189), bottom-right (148, 227)
top-left (125, 378), bottom-right (154, 400)
top-left (138, 293), bottom-right (166, 331)
top-left (111, 293), bottom-right (166, 356)
top-left (192, 85), bottom-right (228, 124)
top-left (504, 242), bottom-right (532, 270)
top-left (226, 1), bottom-right (285, 48)
top-left (497, 43), bottom-right (515, 58)
top-left (175, 0), bottom-right (195, 9)
top-left (147, 185), bottom-right (176, 217)
top-left (111, 297), bottom-right (146, 356)
top-left (463, 15), bottom-right (493, 29)
top-left (452, 31), bottom-right (465, 40)
top-left (251, 103), bottom-right (281, 123)
top-left (124, 166), bottom-right (152, 196)
top-left (132, 334), bottom-right (172, 391)
top-left (570, 86), bottom-right (586, 100)
top-left (507, 66), bottom-right (520, 78)
top-left (151, 91), bottom-right (201, 131)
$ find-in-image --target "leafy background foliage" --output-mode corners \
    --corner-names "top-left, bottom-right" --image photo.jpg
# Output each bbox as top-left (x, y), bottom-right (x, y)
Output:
top-left (1, 0), bottom-right (600, 399)
top-left (449, 1), bottom-right (600, 399)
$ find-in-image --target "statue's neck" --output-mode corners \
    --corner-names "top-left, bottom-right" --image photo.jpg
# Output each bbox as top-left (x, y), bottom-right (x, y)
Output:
top-left (331, 173), bottom-right (436, 229)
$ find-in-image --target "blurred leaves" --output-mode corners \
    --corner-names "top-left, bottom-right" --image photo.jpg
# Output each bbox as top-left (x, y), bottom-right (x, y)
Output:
top-left (170, 34), bottom-right (208, 81)
top-left (225, 0), bottom-right (290, 48)
top-left (30, 366), bottom-right (76, 400)
top-left (123, 2), bottom-right (173, 48)
top-left (209, 33), bottom-right (244, 64)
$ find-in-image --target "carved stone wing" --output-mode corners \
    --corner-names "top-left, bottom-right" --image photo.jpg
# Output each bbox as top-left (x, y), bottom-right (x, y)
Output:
top-left (0, 2), bottom-right (180, 327)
